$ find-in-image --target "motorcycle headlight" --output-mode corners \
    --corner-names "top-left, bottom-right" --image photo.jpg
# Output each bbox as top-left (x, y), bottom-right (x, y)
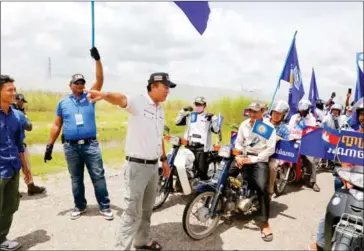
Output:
top-left (218, 146), bottom-right (231, 158)
top-left (169, 136), bottom-right (180, 146)
top-left (337, 170), bottom-right (364, 189)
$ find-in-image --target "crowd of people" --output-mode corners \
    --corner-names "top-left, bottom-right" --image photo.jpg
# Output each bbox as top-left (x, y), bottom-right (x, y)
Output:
top-left (1, 47), bottom-right (363, 251)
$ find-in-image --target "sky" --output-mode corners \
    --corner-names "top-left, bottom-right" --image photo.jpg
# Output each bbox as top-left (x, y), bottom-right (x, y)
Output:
top-left (1, 1), bottom-right (363, 103)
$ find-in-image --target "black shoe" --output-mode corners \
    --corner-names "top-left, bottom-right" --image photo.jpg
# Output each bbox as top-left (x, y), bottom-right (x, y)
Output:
top-left (27, 183), bottom-right (46, 195)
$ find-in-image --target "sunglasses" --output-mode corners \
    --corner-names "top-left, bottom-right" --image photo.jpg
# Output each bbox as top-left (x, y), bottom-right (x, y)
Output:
top-left (73, 81), bottom-right (85, 85)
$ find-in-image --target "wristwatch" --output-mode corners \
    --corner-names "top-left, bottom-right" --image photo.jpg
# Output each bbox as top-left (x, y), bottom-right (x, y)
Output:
top-left (160, 156), bottom-right (167, 162)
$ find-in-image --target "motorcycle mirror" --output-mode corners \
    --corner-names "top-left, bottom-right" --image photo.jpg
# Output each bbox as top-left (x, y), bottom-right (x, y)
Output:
top-left (164, 125), bottom-right (170, 135)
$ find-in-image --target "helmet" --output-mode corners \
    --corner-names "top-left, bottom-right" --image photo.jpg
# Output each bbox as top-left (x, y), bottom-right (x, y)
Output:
top-left (352, 98), bottom-right (364, 121)
top-left (194, 96), bottom-right (206, 105)
top-left (297, 99), bottom-right (312, 112)
top-left (315, 99), bottom-right (325, 110)
top-left (271, 100), bottom-right (290, 121)
top-left (330, 104), bottom-right (342, 114)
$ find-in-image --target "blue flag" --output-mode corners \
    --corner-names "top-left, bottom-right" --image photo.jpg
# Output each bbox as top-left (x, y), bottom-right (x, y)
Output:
top-left (354, 52), bottom-right (364, 103)
top-left (279, 31), bottom-right (305, 121)
top-left (216, 113), bottom-right (224, 131)
top-left (252, 120), bottom-right (274, 140)
top-left (174, 1), bottom-right (210, 35)
top-left (308, 67), bottom-right (319, 113)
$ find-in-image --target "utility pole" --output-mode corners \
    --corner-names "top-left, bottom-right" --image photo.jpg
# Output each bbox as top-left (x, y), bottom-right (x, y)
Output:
top-left (47, 57), bottom-right (52, 80)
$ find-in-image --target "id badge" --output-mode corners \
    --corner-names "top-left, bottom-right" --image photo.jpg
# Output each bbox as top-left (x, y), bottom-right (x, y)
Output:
top-left (75, 114), bottom-right (84, 126)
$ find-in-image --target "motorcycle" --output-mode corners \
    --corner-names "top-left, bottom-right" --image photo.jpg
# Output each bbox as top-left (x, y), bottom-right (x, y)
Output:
top-left (324, 166), bottom-right (363, 251)
top-left (182, 144), bottom-right (261, 240)
top-left (153, 117), bottom-right (224, 210)
top-left (273, 140), bottom-right (307, 196)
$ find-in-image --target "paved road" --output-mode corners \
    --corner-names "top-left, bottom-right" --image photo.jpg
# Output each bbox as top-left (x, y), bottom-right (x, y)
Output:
top-left (9, 167), bottom-right (335, 250)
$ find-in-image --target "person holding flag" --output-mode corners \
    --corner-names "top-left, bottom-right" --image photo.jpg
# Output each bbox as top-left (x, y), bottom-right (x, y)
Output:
top-left (288, 99), bottom-right (320, 192)
top-left (175, 96), bottom-right (220, 181)
top-left (229, 101), bottom-right (276, 242)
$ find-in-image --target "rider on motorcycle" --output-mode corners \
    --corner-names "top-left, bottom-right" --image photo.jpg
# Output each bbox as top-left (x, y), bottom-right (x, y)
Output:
top-left (230, 101), bottom-right (276, 242)
top-left (322, 103), bottom-right (345, 130)
top-left (307, 102), bottom-right (364, 251)
top-left (288, 99), bottom-right (320, 192)
top-left (314, 99), bottom-right (325, 125)
top-left (267, 100), bottom-right (291, 199)
top-left (175, 96), bottom-right (219, 180)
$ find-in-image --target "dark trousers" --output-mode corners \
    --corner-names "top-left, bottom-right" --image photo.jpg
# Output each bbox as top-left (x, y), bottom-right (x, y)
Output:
top-left (63, 141), bottom-right (110, 210)
top-left (229, 161), bottom-right (270, 223)
top-left (190, 149), bottom-right (209, 180)
top-left (0, 172), bottom-right (20, 243)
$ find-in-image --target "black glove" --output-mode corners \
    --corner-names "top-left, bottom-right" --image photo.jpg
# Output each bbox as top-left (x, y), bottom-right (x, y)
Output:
top-left (205, 113), bottom-right (214, 121)
top-left (183, 106), bottom-right (193, 112)
top-left (90, 47), bottom-right (100, 61)
top-left (44, 144), bottom-right (54, 163)
top-left (331, 92), bottom-right (336, 99)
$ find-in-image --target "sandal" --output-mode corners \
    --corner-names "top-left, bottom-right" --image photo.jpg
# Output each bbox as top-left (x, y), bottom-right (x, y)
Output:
top-left (261, 232), bottom-right (273, 242)
top-left (312, 183), bottom-right (320, 192)
top-left (135, 240), bottom-right (162, 251)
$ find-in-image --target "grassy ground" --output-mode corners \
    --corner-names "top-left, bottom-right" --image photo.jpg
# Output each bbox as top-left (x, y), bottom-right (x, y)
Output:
top-left (20, 90), bottom-right (253, 177)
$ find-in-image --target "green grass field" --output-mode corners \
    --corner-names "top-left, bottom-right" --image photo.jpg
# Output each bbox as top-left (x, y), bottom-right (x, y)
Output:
top-left (20, 90), bottom-right (253, 177)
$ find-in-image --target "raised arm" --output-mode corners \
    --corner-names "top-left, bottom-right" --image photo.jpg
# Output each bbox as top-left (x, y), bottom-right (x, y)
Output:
top-left (90, 47), bottom-right (104, 91)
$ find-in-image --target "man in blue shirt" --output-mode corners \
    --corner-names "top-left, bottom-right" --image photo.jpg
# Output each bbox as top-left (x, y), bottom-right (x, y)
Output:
top-left (44, 47), bottom-right (113, 221)
top-left (0, 75), bottom-right (25, 251)
top-left (12, 93), bottom-right (46, 196)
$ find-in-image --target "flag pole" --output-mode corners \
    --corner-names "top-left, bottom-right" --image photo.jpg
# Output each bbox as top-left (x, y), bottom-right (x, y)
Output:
top-left (268, 30), bottom-right (298, 113)
top-left (91, 0), bottom-right (95, 47)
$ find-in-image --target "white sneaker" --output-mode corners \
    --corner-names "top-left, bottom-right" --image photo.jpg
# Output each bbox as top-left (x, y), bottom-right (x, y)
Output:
top-left (99, 208), bottom-right (114, 220)
top-left (70, 207), bottom-right (87, 220)
top-left (0, 240), bottom-right (21, 251)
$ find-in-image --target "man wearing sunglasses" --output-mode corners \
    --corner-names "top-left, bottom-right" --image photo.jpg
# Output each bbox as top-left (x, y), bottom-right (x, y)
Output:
top-left (44, 47), bottom-right (113, 221)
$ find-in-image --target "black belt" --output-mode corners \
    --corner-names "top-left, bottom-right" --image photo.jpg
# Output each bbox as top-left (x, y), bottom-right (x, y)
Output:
top-left (64, 137), bottom-right (97, 145)
top-left (189, 142), bottom-right (204, 148)
top-left (125, 156), bottom-right (158, 165)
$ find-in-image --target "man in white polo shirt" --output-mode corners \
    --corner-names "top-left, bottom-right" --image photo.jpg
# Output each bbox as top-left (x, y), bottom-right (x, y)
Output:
top-left (84, 72), bottom-right (176, 251)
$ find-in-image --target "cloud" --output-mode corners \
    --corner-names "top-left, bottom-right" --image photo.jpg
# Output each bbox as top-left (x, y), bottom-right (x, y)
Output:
top-left (1, 1), bottom-right (363, 103)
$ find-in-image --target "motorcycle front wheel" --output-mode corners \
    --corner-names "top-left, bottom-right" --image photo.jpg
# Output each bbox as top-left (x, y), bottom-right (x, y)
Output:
top-left (182, 191), bottom-right (222, 240)
top-left (153, 173), bottom-right (171, 210)
top-left (274, 164), bottom-right (291, 196)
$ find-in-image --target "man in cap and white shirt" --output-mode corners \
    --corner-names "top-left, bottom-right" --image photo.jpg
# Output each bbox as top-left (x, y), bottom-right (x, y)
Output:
top-left (175, 96), bottom-right (219, 181)
top-left (84, 72), bottom-right (176, 251)
top-left (230, 101), bottom-right (276, 242)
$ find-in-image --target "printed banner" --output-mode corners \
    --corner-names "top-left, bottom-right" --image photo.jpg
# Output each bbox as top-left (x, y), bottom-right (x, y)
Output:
top-left (272, 140), bottom-right (300, 163)
top-left (300, 127), bottom-right (363, 166)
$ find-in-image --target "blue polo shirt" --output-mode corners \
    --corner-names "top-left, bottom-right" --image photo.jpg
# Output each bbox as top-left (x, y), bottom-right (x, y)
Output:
top-left (13, 109), bottom-right (27, 141)
top-left (56, 92), bottom-right (97, 140)
top-left (0, 106), bottom-right (25, 179)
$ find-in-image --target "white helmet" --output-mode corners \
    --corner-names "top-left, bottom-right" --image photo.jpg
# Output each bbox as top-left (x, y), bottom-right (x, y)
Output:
top-left (271, 100), bottom-right (290, 121)
top-left (297, 99), bottom-right (312, 112)
top-left (330, 104), bottom-right (342, 114)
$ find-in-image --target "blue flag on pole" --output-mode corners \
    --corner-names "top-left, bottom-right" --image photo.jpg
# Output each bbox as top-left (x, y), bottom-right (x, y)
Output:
top-left (354, 52), bottom-right (364, 103)
top-left (308, 67), bottom-right (319, 113)
top-left (252, 120), bottom-right (274, 140)
top-left (278, 31), bottom-right (305, 121)
top-left (174, 1), bottom-right (210, 35)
